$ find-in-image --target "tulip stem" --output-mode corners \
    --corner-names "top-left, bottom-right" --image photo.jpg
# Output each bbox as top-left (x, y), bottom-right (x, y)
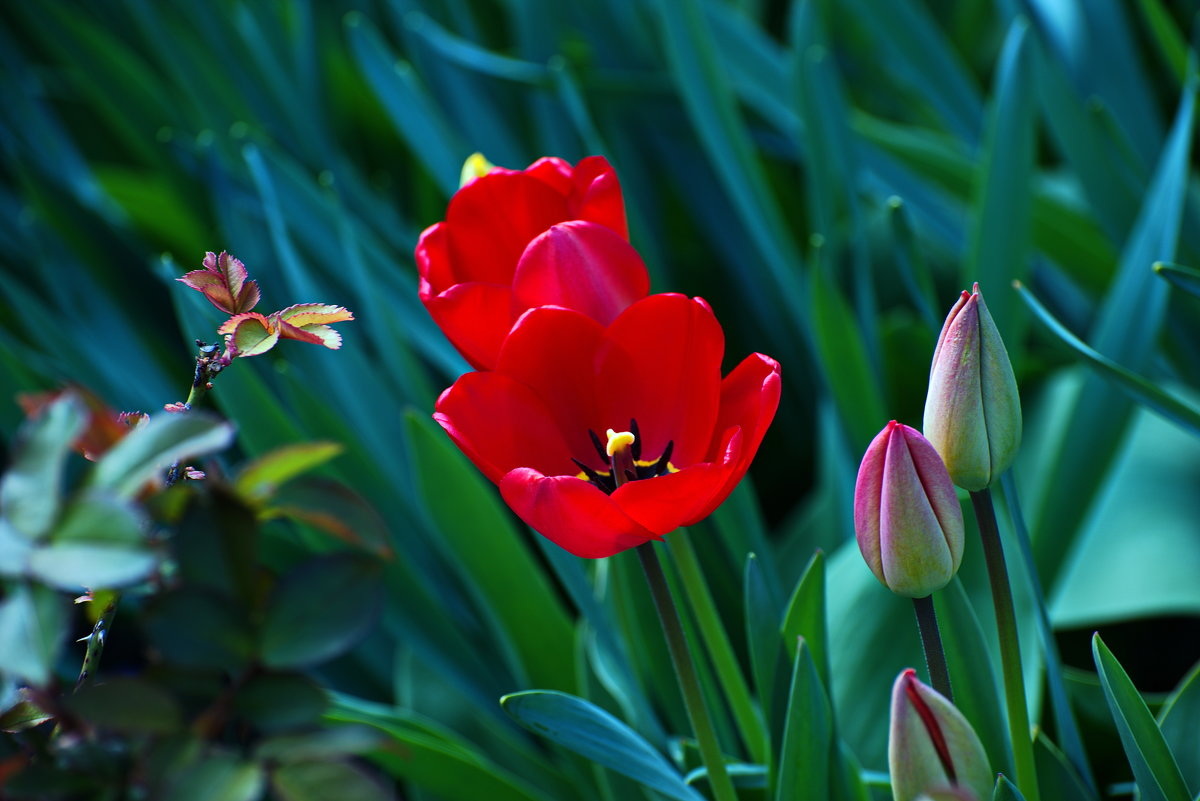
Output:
top-left (637, 542), bottom-right (738, 801)
top-left (971, 488), bottom-right (1039, 801)
top-left (911, 595), bottom-right (952, 702)
top-left (667, 534), bottom-right (768, 763)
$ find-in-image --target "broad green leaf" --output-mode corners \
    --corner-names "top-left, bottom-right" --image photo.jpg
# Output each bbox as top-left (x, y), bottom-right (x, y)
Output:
top-left (234, 671), bottom-right (327, 734)
top-left (1034, 733), bottom-right (1099, 801)
top-left (69, 677), bottom-right (182, 734)
top-left (0, 694), bottom-right (53, 733)
top-left (0, 582), bottom-right (67, 684)
top-left (234, 441), bottom-right (344, 504)
top-left (1159, 660), bottom-right (1200, 796)
top-left (1092, 634), bottom-right (1191, 801)
top-left (781, 550), bottom-right (828, 690)
top-left (257, 725), bottom-right (382, 762)
top-left (260, 553), bottom-right (383, 669)
top-left (775, 639), bottom-right (830, 801)
top-left (173, 487), bottom-right (259, 602)
top-left (745, 552), bottom-right (783, 742)
top-left (993, 774), bottom-right (1027, 801)
top-left (161, 752), bottom-right (265, 801)
top-left (933, 578), bottom-right (1011, 778)
top-left (1155, 261), bottom-right (1200, 299)
top-left (272, 759), bottom-right (390, 801)
top-left (143, 589), bottom-right (255, 671)
top-left (29, 543), bottom-right (156, 592)
top-left (406, 412), bottom-right (575, 691)
top-left (267, 477), bottom-right (391, 556)
top-left (0, 393), bottom-right (86, 540)
top-left (501, 690), bottom-right (705, 801)
top-left (90, 412), bottom-right (234, 500)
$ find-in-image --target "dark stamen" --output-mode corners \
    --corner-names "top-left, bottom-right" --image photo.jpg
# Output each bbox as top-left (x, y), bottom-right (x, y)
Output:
top-left (654, 440), bottom-right (675, 476)
top-left (572, 457), bottom-right (608, 487)
top-left (629, 418), bottom-right (642, 461)
top-left (588, 429), bottom-right (608, 463)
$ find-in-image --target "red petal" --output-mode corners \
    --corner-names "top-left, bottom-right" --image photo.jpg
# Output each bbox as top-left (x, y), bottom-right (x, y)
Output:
top-left (523, 157), bottom-right (574, 195)
top-left (416, 222), bottom-right (455, 298)
top-left (596, 295), bottom-right (724, 467)
top-left (434, 372), bottom-right (574, 483)
top-left (569, 156), bottom-right (628, 240)
top-left (511, 222), bottom-right (649, 327)
top-left (424, 282), bottom-right (515, 370)
top-left (500, 468), bottom-right (656, 558)
top-left (613, 439), bottom-right (738, 534)
top-left (702, 353), bottom-right (782, 512)
top-left (444, 172), bottom-right (569, 285)
top-left (495, 306), bottom-right (606, 466)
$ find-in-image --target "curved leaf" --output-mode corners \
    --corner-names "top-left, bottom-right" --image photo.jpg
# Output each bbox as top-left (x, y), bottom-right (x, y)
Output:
top-left (90, 412), bottom-right (234, 499)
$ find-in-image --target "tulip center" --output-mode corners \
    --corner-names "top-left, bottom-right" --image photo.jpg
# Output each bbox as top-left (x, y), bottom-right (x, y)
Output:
top-left (572, 419), bottom-right (677, 494)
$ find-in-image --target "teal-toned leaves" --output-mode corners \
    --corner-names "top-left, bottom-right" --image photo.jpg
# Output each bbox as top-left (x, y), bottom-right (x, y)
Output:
top-left (69, 677), bottom-right (182, 734)
top-left (781, 549), bottom-right (828, 689)
top-left (1, 393), bottom-right (86, 539)
top-left (1159, 660), bottom-right (1200, 795)
top-left (260, 553), bottom-right (383, 669)
top-left (1154, 262), bottom-right (1200, 298)
top-left (272, 760), bottom-right (390, 801)
top-left (1033, 734), bottom-right (1099, 801)
top-left (993, 775), bottom-right (1027, 801)
top-left (29, 493), bottom-right (154, 590)
top-left (159, 753), bottom-right (265, 801)
top-left (1092, 634), bottom-right (1191, 801)
top-left (89, 411), bottom-right (234, 499)
top-left (502, 690), bottom-right (705, 801)
top-left (234, 672), bottom-right (328, 733)
top-left (0, 582), bottom-right (68, 684)
top-left (774, 638), bottom-right (830, 801)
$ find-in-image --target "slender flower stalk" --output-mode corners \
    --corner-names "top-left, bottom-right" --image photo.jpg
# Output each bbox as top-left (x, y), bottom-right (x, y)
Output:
top-left (636, 542), bottom-right (738, 801)
top-left (971, 488), bottom-right (1038, 801)
top-left (911, 596), bottom-right (952, 703)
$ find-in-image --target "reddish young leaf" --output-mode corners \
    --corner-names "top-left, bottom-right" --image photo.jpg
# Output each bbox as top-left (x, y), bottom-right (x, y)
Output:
top-left (276, 303), bottom-right (354, 350)
top-left (177, 251), bottom-right (261, 315)
top-left (218, 312), bottom-right (280, 357)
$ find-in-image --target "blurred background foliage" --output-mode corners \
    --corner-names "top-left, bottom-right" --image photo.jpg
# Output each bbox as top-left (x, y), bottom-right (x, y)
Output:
top-left (2, 0), bottom-right (1200, 799)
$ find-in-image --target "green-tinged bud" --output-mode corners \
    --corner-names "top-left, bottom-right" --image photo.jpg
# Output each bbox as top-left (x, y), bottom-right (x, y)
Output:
top-left (459, 152), bottom-right (495, 187)
top-left (854, 421), bottom-right (964, 598)
top-left (923, 283), bottom-right (1021, 491)
top-left (890, 669), bottom-right (992, 801)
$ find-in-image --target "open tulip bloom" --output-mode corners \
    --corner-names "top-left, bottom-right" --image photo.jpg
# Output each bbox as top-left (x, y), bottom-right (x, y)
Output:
top-left (434, 293), bottom-right (781, 558)
top-left (417, 156), bottom-right (649, 371)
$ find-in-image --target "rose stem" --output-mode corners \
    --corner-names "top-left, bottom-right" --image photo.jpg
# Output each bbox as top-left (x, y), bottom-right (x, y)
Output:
top-left (668, 533), bottom-right (768, 763)
top-left (637, 542), bottom-right (738, 801)
top-left (971, 488), bottom-right (1039, 801)
top-left (911, 595), bottom-right (952, 702)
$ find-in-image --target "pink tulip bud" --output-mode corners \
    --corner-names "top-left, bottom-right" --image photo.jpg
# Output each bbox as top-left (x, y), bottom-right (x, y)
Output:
top-left (854, 421), bottom-right (964, 598)
top-left (890, 669), bottom-right (992, 801)
top-left (923, 284), bottom-right (1021, 491)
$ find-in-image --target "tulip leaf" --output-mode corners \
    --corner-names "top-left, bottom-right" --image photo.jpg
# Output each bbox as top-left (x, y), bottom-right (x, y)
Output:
top-left (259, 553), bottom-right (383, 669)
top-left (328, 692), bottom-right (557, 801)
top-left (1016, 282), bottom-right (1200, 437)
top-left (89, 412), bottom-right (234, 500)
top-left (501, 690), bottom-right (705, 801)
top-left (745, 552), bottom-right (784, 739)
top-left (887, 197), bottom-right (939, 330)
top-left (774, 638), bottom-right (831, 801)
top-left (1034, 733), bottom-right (1100, 801)
top-left (1155, 261), bottom-right (1200, 299)
top-left (271, 759), bottom-right (390, 801)
top-left (993, 774), bottom-right (1027, 801)
top-left (933, 577), bottom-right (1012, 779)
top-left (1159, 659), bottom-right (1200, 796)
top-left (0, 582), bottom-right (68, 685)
top-left (405, 411), bottom-right (575, 691)
top-left (1092, 634), bottom-right (1192, 801)
top-left (780, 549), bottom-right (829, 691)
top-left (0, 392), bottom-right (86, 540)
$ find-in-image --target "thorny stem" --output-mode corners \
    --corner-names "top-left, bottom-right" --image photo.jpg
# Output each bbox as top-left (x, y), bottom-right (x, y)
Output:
top-left (911, 595), bottom-right (952, 702)
top-left (636, 542), bottom-right (738, 801)
top-left (74, 597), bottom-right (118, 691)
top-left (971, 488), bottom-right (1039, 801)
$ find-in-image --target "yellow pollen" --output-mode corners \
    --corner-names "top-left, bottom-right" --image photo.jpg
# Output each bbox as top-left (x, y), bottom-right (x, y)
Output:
top-left (605, 429), bottom-right (636, 457)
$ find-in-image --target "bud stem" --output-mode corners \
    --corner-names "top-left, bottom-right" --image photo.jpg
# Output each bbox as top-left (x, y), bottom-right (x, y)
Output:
top-left (970, 488), bottom-right (1039, 801)
top-left (911, 595), bottom-right (953, 702)
top-left (636, 541), bottom-right (737, 801)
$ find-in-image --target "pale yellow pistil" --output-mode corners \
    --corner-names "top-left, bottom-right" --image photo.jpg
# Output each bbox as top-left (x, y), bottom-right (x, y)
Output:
top-left (606, 429), bottom-right (637, 488)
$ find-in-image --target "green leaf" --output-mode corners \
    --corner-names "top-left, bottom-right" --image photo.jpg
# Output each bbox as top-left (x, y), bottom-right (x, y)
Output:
top-left (775, 639), bottom-right (831, 801)
top-left (405, 411), bottom-right (575, 691)
top-left (0, 392), bottom-right (86, 540)
top-left (259, 552), bottom-right (383, 669)
top-left (1092, 634), bottom-right (1191, 801)
top-left (501, 690), bottom-right (705, 801)
top-left (143, 589), bottom-right (255, 670)
top-left (272, 759), bottom-right (391, 801)
top-left (69, 677), bottom-right (182, 734)
top-left (234, 671), bottom-right (328, 734)
top-left (1155, 262), bottom-right (1200, 299)
top-left (781, 550), bottom-right (828, 690)
top-left (0, 694), bottom-right (53, 733)
top-left (257, 725), bottom-right (383, 762)
top-left (1159, 660), bottom-right (1200, 796)
top-left (0, 582), bottom-right (67, 684)
top-left (90, 412), bottom-right (234, 500)
top-left (745, 552), bottom-right (783, 740)
top-left (29, 493), bottom-right (155, 590)
top-left (235, 441), bottom-right (344, 505)
top-left (161, 752), bottom-right (265, 801)
top-left (1034, 733), bottom-right (1100, 801)
top-left (993, 774), bottom-right (1028, 801)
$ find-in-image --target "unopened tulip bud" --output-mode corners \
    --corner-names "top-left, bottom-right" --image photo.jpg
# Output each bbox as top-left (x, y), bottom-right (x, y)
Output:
top-left (854, 421), bottom-right (964, 598)
top-left (923, 284), bottom-right (1021, 491)
top-left (890, 669), bottom-right (991, 801)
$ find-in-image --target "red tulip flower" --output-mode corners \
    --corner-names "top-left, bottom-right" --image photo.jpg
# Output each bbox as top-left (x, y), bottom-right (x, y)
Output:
top-left (434, 294), bottom-right (781, 557)
top-left (417, 156), bottom-right (649, 370)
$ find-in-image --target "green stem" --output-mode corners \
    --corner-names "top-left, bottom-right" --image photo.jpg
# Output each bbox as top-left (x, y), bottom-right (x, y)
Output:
top-left (971, 488), bottom-right (1039, 801)
top-left (637, 542), bottom-right (738, 801)
top-left (667, 534), bottom-right (768, 763)
top-left (75, 595), bottom-right (119, 690)
top-left (911, 595), bottom-right (952, 703)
